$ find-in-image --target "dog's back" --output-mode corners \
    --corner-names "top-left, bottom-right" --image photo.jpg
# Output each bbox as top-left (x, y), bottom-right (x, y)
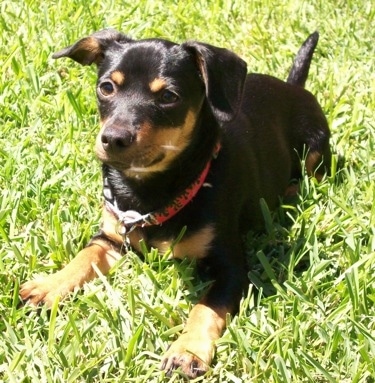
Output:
top-left (225, 32), bottom-right (330, 225)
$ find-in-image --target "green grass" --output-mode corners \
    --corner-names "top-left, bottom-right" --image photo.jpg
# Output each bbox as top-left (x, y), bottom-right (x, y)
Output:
top-left (1, 0), bottom-right (374, 382)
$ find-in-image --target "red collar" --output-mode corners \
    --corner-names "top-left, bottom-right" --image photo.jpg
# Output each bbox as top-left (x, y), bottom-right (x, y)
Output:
top-left (106, 144), bottom-right (220, 236)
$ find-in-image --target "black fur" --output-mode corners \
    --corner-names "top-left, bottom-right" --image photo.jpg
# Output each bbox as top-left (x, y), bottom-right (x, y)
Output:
top-left (28, 30), bottom-right (330, 378)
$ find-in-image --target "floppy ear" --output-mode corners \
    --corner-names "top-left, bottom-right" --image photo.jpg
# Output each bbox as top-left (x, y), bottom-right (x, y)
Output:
top-left (52, 28), bottom-right (132, 66)
top-left (182, 41), bottom-right (247, 122)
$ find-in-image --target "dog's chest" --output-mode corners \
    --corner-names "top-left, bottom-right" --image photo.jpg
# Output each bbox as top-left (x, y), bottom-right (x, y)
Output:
top-left (128, 224), bottom-right (215, 260)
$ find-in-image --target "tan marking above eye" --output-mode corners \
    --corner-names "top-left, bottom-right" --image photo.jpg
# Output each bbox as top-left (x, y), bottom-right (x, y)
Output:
top-left (110, 70), bottom-right (125, 86)
top-left (149, 78), bottom-right (167, 93)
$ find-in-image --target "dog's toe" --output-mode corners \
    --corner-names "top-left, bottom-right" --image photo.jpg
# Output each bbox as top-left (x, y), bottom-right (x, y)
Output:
top-left (20, 280), bottom-right (50, 306)
top-left (162, 354), bottom-right (208, 379)
top-left (20, 277), bottom-right (65, 307)
top-left (160, 333), bottom-right (213, 378)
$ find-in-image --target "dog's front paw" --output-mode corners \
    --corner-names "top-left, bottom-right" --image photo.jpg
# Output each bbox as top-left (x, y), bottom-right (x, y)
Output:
top-left (20, 245), bottom-right (114, 307)
top-left (161, 332), bottom-right (215, 378)
top-left (20, 275), bottom-right (72, 307)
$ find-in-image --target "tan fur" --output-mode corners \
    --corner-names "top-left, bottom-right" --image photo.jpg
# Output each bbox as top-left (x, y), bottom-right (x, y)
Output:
top-left (101, 207), bottom-right (124, 244)
top-left (110, 70), bottom-right (126, 86)
top-left (161, 302), bottom-right (228, 375)
top-left (19, 241), bottom-right (119, 307)
top-left (79, 37), bottom-right (101, 56)
top-left (95, 110), bottom-right (198, 178)
top-left (151, 225), bottom-right (215, 259)
top-left (101, 207), bottom-right (215, 260)
top-left (124, 110), bottom-right (198, 177)
top-left (101, 206), bottom-right (145, 253)
top-left (149, 78), bottom-right (167, 93)
top-left (306, 151), bottom-right (324, 181)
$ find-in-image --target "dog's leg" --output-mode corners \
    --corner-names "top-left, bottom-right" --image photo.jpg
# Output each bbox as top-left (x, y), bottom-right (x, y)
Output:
top-left (161, 251), bottom-right (246, 378)
top-left (305, 146), bottom-right (331, 181)
top-left (161, 301), bottom-right (226, 377)
top-left (20, 241), bottom-right (119, 306)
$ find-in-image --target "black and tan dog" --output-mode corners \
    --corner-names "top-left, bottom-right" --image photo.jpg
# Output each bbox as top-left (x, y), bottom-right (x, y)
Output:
top-left (20, 30), bottom-right (330, 377)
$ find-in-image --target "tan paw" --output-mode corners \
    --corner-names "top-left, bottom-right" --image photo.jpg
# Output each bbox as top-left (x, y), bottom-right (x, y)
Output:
top-left (20, 244), bottom-right (114, 307)
top-left (161, 333), bottom-right (214, 378)
top-left (20, 275), bottom-right (73, 307)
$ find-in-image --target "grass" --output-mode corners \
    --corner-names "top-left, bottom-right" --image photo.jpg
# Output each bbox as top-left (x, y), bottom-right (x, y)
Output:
top-left (0, 0), bottom-right (374, 381)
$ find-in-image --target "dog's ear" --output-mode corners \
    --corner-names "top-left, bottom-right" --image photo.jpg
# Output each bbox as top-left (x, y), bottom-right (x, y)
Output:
top-left (52, 29), bottom-right (132, 66)
top-left (182, 41), bottom-right (247, 123)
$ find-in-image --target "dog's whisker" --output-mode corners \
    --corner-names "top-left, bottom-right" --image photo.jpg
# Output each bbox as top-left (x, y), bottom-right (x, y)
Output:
top-left (161, 144), bottom-right (180, 151)
top-left (128, 166), bottom-right (149, 172)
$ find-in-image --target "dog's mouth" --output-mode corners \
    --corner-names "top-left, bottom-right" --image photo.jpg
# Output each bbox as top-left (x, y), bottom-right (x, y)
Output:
top-left (95, 139), bottom-right (179, 176)
top-left (120, 152), bottom-right (167, 173)
top-left (95, 118), bottom-right (193, 177)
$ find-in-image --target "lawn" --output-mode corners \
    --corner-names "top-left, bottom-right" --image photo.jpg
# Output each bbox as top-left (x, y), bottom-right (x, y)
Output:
top-left (0, 0), bottom-right (374, 382)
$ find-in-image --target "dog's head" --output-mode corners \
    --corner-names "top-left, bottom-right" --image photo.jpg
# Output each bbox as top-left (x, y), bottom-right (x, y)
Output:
top-left (53, 29), bottom-right (247, 177)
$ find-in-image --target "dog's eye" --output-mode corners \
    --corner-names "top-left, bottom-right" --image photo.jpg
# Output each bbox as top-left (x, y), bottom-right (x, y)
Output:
top-left (159, 90), bottom-right (179, 105)
top-left (98, 81), bottom-right (115, 97)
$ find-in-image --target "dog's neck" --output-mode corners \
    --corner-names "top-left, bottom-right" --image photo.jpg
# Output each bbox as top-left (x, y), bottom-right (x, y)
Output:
top-left (104, 143), bottom-right (219, 232)
top-left (103, 140), bottom-right (220, 234)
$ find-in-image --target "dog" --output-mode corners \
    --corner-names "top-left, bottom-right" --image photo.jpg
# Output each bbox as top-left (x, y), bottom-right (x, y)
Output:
top-left (20, 29), bottom-right (330, 378)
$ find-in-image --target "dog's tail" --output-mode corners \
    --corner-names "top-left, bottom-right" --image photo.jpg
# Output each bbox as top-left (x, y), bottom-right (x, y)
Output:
top-left (287, 31), bottom-right (319, 88)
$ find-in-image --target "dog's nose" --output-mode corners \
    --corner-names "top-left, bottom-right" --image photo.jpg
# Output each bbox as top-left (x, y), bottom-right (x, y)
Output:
top-left (101, 127), bottom-right (134, 152)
